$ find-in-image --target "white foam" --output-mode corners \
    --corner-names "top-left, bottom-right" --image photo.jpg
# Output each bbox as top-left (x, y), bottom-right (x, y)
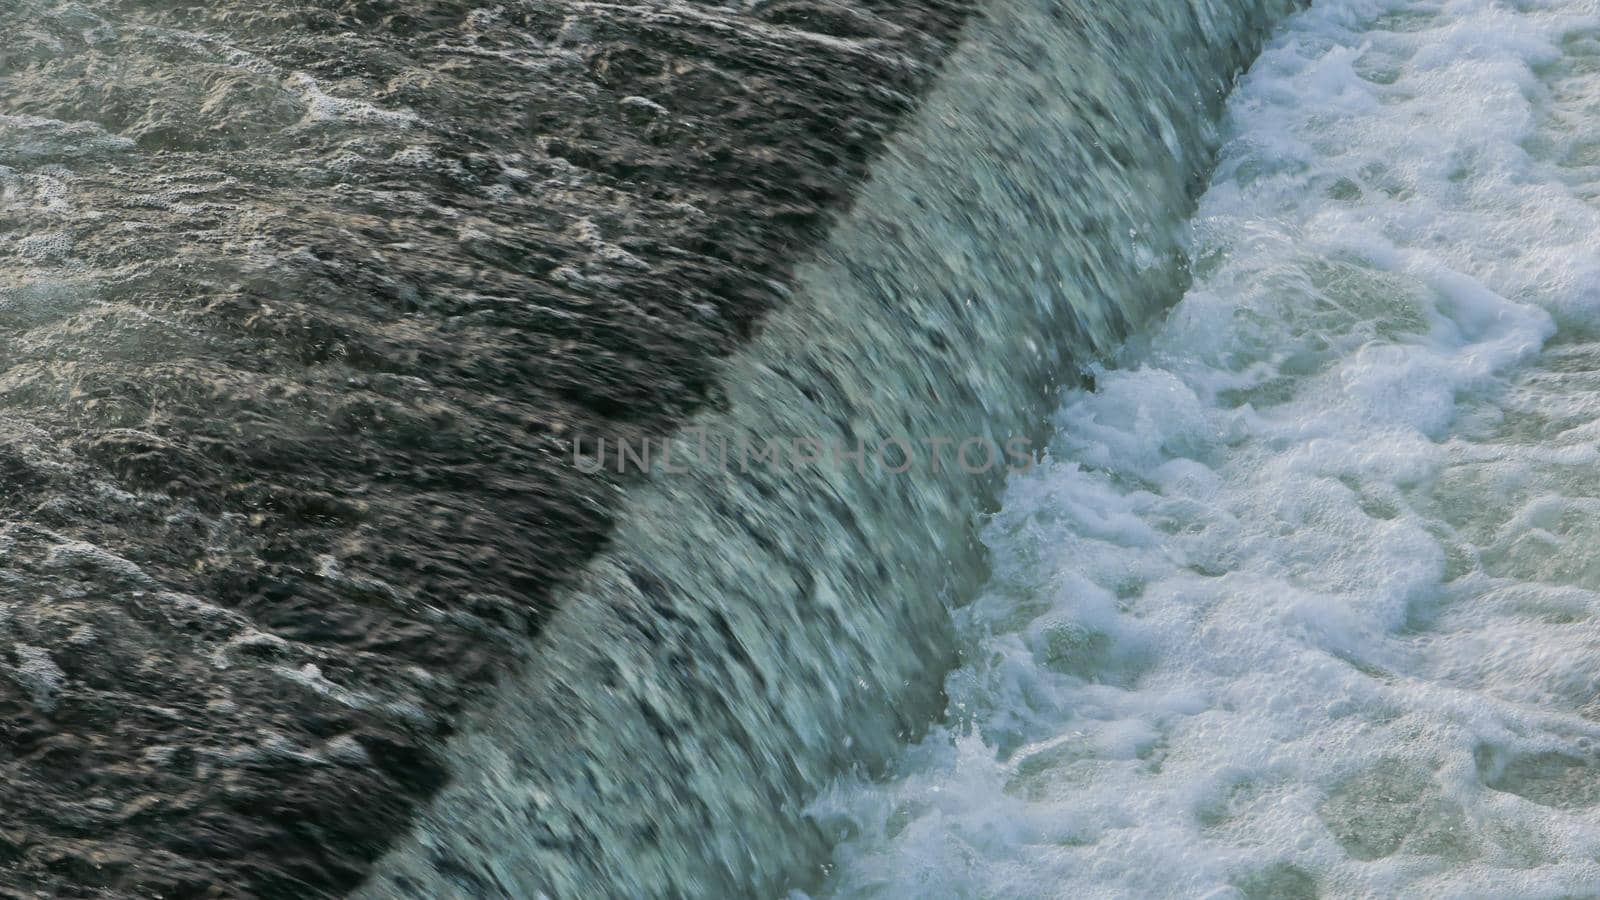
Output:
top-left (816, 0), bottom-right (1600, 895)
top-left (0, 114), bottom-right (133, 161)
top-left (287, 73), bottom-right (421, 129)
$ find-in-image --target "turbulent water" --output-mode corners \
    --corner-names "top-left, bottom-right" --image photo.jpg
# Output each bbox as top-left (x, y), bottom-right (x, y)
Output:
top-left (9, 0), bottom-right (1594, 895)
top-left (369, 0), bottom-right (1296, 896)
top-left (0, 0), bottom-right (965, 892)
top-left (812, 0), bottom-right (1600, 896)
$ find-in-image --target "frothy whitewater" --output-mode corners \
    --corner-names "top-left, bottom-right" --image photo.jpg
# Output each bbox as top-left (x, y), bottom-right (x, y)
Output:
top-left (368, 1), bottom-right (1292, 896)
top-left (813, 0), bottom-right (1600, 896)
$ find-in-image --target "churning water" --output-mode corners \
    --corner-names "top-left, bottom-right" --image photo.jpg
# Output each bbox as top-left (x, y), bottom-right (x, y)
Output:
top-left (369, 0), bottom-right (1299, 896)
top-left (377, 0), bottom-right (1600, 895)
top-left (85, 0), bottom-right (1591, 894)
top-left (812, 0), bottom-right (1600, 896)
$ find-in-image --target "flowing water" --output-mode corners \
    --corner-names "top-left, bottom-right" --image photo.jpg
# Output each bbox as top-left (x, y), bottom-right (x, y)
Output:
top-left (368, 0), bottom-right (1298, 896)
top-left (9, 0), bottom-right (1595, 895)
top-left (812, 0), bottom-right (1600, 896)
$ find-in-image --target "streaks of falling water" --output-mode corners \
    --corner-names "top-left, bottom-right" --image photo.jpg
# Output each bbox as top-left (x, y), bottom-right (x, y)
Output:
top-left (816, 0), bottom-right (1600, 896)
top-left (365, 0), bottom-right (1299, 896)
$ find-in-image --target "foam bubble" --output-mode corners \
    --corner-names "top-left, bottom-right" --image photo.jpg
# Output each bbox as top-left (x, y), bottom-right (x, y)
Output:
top-left (817, 0), bottom-right (1600, 895)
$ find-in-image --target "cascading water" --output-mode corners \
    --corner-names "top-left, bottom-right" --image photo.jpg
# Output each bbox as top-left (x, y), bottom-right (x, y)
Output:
top-left (365, 0), bottom-right (1299, 896)
top-left (813, 0), bottom-right (1600, 896)
top-left (9, 0), bottom-right (1593, 894)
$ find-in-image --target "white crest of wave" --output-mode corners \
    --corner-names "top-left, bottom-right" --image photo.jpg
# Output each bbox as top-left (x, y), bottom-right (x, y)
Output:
top-left (814, 0), bottom-right (1600, 895)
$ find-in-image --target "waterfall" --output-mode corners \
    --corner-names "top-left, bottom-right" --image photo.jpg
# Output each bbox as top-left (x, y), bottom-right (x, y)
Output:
top-left (367, 0), bottom-right (1298, 895)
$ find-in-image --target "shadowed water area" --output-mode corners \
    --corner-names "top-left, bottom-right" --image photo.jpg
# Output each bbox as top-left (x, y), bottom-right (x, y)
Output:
top-left (0, 0), bottom-right (969, 892)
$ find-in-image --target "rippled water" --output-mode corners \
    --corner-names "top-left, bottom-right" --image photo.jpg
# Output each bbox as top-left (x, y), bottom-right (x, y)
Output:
top-left (0, 0), bottom-right (959, 890)
top-left (814, 0), bottom-right (1600, 895)
top-left (14, 0), bottom-right (1588, 894)
top-left (368, 0), bottom-right (1296, 896)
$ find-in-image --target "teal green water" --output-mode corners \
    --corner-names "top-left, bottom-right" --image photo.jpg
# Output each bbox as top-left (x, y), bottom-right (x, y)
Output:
top-left (365, 0), bottom-right (1297, 895)
top-left (818, 0), bottom-right (1600, 896)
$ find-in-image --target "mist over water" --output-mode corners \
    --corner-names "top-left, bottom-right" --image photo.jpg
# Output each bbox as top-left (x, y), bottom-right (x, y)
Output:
top-left (813, 0), bottom-right (1600, 896)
